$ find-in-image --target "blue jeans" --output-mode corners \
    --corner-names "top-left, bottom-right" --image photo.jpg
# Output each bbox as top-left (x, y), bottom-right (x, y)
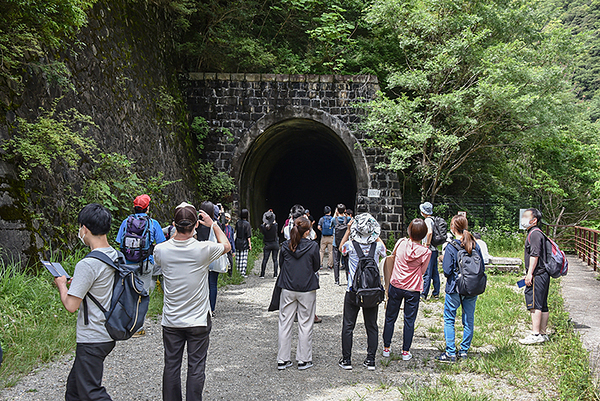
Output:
top-left (209, 271), bottom-right (219, 312)
top-left (422, 249), bottom-right (439, 298)
top-left (443, 292), bottom-right (477, 355)
top-left (383, 285), bottom-right (421, 351)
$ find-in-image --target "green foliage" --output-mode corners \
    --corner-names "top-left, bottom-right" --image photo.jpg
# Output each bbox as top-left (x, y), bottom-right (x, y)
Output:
top-left (1, 104), bottom-right (96, 180)
top-left (362, 0), bottom-right (579, 202)
top-left (0, 0), bottom-right (95, 101)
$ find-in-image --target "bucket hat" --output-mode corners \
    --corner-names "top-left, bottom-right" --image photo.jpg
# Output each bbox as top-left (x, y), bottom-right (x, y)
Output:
top-left (350, 213), bottom-right (381, 244)
top-left (263, 210), bottom-right (276, 225)
top-left (419, 202), bottom-right (433, 216)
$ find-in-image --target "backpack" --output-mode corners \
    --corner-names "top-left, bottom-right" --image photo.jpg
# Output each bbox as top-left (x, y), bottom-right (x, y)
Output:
top-left (120, 214), bottom-right (153, 264)
top-left (334, 217), bottom-right (349, 245)
top-left (450, 241), bottom-right (487, 296)
top-left (322, 215), bottom-right (334, 236)
top-left (528, 228), bottom-right (569, 278)
top-left (430, 216), bottom-right (448, 247)
top-left (82, 250), bottom-right (150, 341)
top-left (351, 241), bottom-right (385, 308)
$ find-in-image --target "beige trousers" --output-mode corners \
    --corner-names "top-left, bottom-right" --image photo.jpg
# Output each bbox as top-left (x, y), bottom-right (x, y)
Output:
top-left (277, 289), bottom-right (317, 363)
top-left (320, 235), bottom-right (334, 268)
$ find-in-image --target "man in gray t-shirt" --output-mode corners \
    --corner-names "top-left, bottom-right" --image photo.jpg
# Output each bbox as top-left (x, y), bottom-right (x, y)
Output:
top-left (420, 202), bottom-right (441, 299)
top-left (55, 203), bottom-right (117, 401)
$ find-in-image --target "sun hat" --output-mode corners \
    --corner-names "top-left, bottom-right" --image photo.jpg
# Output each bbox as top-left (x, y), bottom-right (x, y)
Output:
top-left (263, 210), bottom-right (276, 225)
top-left (419, 202), bottom-right (433, 216)
top-left (133, 194), bottom-right (151, 209)
top-left (350, 213), bottom-right (381, 244)
top-left (224, 212), bottom-right (231, 219)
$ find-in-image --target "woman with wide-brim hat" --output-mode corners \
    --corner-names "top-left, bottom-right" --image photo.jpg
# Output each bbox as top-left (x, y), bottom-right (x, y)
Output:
top-left (337, 213), bottom-right (387, 371)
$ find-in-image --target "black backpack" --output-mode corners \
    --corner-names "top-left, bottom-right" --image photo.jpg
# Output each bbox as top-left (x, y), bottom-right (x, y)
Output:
top-left (430, 216), bottom-right (448, 247)
top-left (334, 217), bottom-right (349, 246)
top-left (83, 250), bottom-right (150, 341)
top-left (450, 241), bottom-right (487, 296)
top-left (351, 241), bottom-right (385, 308)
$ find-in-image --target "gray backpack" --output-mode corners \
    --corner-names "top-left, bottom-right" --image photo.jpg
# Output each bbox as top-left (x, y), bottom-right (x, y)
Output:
top-left (450, 241), bottom-right (487, 296)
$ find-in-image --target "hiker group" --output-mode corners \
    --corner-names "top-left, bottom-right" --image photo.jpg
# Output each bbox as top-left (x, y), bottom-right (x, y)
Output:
top-left (53, 195), bottom-right (563, 400)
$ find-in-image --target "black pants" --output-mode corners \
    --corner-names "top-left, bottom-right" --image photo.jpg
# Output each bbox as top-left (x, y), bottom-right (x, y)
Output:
top-left (163, 316), bottom-right (212, 401)
top-left (333, 247), bottom-right (344, 283)
top-left (260, 242), bottom-right (279, 277)
top-left (341, 292), bottom-right (379, 361)
top-left (65, 341), bottom-right (115, 401)
top-left (227, 252), bottom-right (234, 276)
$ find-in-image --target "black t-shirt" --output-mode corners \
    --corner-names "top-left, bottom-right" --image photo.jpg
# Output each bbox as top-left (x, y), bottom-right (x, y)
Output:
top-left (260, 223), bottom-right (279, 243)
top-left (525, 227), bottom-right (545, 275)
top-left (235, 220), bottom-right (252, 251)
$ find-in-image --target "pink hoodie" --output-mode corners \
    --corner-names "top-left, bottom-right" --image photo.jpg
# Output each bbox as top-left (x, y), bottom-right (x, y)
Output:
top-left (390, 238), bottom-right (432, 293)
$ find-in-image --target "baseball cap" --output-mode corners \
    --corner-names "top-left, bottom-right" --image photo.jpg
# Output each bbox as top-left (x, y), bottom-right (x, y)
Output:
top-left (134, 194), bottom-right (151, 209)
top-left (174, 203), bottom-right (198, 228)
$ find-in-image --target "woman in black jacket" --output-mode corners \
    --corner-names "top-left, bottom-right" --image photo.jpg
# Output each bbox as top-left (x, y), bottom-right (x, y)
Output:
top-left (259, 210), bottom-right (279, 278)
top-left (276, 216), bottom-right (320, 371)
top-left (235, 209), bottom-right (252, 277)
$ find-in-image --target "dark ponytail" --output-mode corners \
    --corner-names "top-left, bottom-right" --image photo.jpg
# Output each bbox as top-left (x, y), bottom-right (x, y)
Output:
top-left (451, 215), bottom-right (476, 255)
top-left (289, 216), bottom-right (311, 252)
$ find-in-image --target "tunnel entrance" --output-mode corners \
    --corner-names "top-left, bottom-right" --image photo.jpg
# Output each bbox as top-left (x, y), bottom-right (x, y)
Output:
top-left (238, 118), bottom-right (358, 230)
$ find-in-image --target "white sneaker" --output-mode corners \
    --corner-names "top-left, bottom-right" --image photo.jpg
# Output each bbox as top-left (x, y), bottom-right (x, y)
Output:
top-left (519, 333), bottom-right (545, 345)
top-left (402, 351), bottom-right (413, 361)
top-left (382, 348), bottom-right (391, 358)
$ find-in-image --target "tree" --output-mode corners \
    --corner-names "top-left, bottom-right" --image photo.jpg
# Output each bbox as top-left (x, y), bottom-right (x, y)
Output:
top-left (361, 0), bottom-right (579, 202)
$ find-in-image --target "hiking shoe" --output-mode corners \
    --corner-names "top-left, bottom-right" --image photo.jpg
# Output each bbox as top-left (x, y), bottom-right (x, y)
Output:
top-left (437, 352), bottom-right (456, 363)
top-left (335, 281), bottom-right (339, 286)
top-left (277, 360), bottom-right (292, 370)
top-left (542, 334), bottom-right (550, 342)
top-left (132, 329), bottom-right (146, 338)
top-left (314, 315), bottom-right (322, 324)
top-left (458, 351), bottom-right (468, 359)
top-left (402, 351), bottom-right (413, 361)
top-left (338, 357), bottom-right (352, 370)
top-left (259, 275), bottom-right (265, 279)
top-left (363, 358), bottom-right (376, 371)
top-left (298, 361), bottom-right (313, 370)
top-left (382, 347), bottom-right (391, 358)
top-left (519, 333), bottom-right (545, 345)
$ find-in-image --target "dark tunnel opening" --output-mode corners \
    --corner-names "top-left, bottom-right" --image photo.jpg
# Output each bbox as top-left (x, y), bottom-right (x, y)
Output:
top-left (239, 119), bottom-right (357, 235)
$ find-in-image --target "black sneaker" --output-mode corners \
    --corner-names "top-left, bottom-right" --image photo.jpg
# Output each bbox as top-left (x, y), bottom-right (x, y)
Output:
top-left (277, 360), bottom-right (292, 370)
top-left (437, 352), bottom-right (457, 363)
top-left (298, 361), bottom-right (313, 370)
top-left (338, 357), bottom-right (352, 370)
top-left (363, 358), bottom-right (376, 371)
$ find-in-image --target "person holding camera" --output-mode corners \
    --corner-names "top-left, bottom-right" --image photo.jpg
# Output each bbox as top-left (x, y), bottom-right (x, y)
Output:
top-left (154, 202), bottom-right (231, 401)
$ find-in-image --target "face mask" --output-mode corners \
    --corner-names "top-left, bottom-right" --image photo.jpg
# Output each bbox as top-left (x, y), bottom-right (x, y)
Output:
top-left (78, 227), bottom-right (86, 246)
top-left (521, 217), bottom-right (533, 229)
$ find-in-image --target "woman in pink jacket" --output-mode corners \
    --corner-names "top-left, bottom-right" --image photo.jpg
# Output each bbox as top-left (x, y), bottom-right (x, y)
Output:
top-left (382, 218), bottom-right (432, 361)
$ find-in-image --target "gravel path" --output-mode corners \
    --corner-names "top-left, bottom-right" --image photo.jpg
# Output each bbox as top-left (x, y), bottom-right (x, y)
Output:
top-left (2, 256), bottom-right (543, 400)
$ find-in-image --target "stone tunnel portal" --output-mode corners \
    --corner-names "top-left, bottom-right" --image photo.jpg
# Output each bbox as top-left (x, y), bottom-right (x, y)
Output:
top-left (239, 118), bottom-right (358, 230)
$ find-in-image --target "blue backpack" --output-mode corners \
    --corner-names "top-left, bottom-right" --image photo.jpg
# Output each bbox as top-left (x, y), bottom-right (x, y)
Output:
top-left (322, 215), bottom-right (334, 236)
top-left (120, 214), bottom-right (153, 264)
top-left (83, 250), bottom-right (150, 341)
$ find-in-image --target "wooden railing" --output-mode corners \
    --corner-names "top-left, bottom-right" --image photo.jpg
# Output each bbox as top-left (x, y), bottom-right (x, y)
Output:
top-left (546, 225), bottom-right (599, 271)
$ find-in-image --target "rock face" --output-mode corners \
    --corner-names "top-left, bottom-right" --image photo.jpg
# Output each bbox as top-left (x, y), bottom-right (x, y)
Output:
top-left (182, 73), bottom-right (402, 238)
top-left (0, 0), bottom-right (197, 264)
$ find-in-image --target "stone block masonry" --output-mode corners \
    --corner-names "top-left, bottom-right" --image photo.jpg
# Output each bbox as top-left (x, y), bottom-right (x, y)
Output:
top-left (181, 73), bottom-right (403, 238)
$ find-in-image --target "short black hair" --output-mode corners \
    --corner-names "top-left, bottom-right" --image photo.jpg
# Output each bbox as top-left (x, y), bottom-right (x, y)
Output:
top-left (324, 206), bottom-right (331, 214)
top-left (200, 201), bottom-right (215, 218)
top-left (345, 209), bottom-right (353, 216)
top-left (526, 208), bottom-right (542, 226)
top-left (134, 206), bottom-right (148, 214)
top-left (78, 203), bottom-right (112, 235)
top-left (240, 208), bottom-right (249, 220)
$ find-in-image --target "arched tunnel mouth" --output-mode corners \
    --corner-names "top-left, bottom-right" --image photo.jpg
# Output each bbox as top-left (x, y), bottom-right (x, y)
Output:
top-left (239, 118), bottom-right (358, 231)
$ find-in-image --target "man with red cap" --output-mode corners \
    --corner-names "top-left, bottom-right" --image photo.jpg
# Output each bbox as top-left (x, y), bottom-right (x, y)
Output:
top-left (116, 194), bottom-right (166, 337)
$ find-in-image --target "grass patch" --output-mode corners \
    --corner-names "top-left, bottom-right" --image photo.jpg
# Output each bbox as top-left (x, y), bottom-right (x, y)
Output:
top-left (0, 251), bottom-right (85, 387)
top-left (398, 377), bottom-right (494, 400)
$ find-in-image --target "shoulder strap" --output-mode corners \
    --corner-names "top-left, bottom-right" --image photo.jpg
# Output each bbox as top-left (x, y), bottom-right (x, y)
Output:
top-left (352, 240), bottom-right (365, 258)
top-left (449, 240), bottom-right (462, 251)
top-left (367, 242), bottom-right (377, 259)
top-left (85, 250), bottom-right (120, 270)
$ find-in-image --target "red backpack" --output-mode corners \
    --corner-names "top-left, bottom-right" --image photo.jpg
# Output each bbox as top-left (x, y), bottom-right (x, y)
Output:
top-left (528, 228), bottom-right (569, 278)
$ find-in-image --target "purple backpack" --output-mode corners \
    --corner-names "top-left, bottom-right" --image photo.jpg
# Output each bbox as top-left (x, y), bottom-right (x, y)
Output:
top-left (120, 215), bottom-right (153, 263)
